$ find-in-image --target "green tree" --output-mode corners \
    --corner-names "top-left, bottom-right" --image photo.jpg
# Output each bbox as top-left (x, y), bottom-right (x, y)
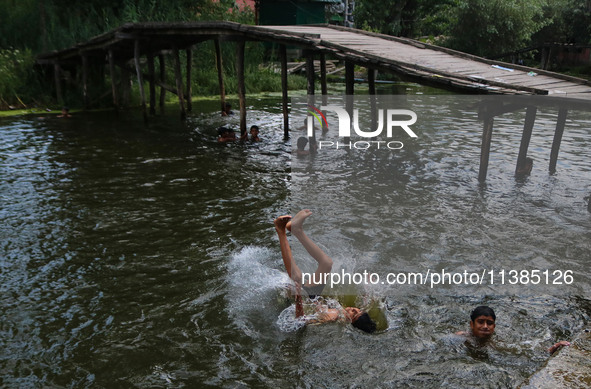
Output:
top-left (532, 0), bottom-right (591, 45)
top-left (446, 0), bottom-right (549, 58)
top-left (354, 0), bottom-right (456, 37)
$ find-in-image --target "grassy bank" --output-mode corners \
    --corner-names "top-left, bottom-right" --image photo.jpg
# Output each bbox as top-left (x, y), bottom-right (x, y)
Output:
top-left (0, 41), bottom-right (310, 115)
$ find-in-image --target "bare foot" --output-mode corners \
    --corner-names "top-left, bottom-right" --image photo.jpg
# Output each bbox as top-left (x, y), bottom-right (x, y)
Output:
top-left (274, 215), bottom-right (292, 232)
top-left (289, 209), bottom-right (312, 234)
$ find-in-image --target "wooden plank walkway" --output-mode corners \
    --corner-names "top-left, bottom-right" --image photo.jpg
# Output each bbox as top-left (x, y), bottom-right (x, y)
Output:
top-left (261, 25), bottom-right (591, 102)
top-left (37, 21), bottom-right (591, 103)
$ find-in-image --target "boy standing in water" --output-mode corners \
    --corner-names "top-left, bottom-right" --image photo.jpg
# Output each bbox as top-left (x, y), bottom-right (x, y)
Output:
top-left (274, 210), bottom-right (376, 333)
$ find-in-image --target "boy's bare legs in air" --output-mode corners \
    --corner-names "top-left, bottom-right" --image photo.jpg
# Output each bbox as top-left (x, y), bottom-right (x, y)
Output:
top-left (274, 209), bottom-right (333, 316)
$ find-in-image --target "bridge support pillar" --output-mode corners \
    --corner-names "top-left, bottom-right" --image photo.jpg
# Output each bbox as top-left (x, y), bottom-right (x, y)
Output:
top-left (305, 50), bottom-right (315, 141)
top-left (81, 55), bottom-right (89, 109)
top-left (478, 114), bottom-right (495, 183)
top-left (108, 50), bottom-right (118, 110)
top-left (368, 67), bottom-right (377, 133)
top-left (549, 107), bottom-right (568, 174)
top-left (53, 62), bottom-right (63, 106)
top-left (147, 53), bottom-right (156, 115)
top-left (236, 39), bottom-right (247, 137)
top-left (173, 47), bottom-right (186, 120)
top-left (133, 40), bottom-right (148, 122)
top-left (515, 106), bottom-right (537, 177)
top-left (214, 38), bottom-right (226, 115)
top-left (320, 53), bottom-right (328, 132)
top-left (186, 49), bottom-right (192, 112)
top-left (159, 55), bottom-right (166, 112)
top-left (280, 45), bottom-right (289, 138)
top-left (345, 61), bottom-right (355, 142)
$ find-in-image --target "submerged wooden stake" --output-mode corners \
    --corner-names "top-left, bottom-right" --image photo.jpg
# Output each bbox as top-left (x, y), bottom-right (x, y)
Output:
top-left (280, 44), bottom-right (289, 138)
top-left (549, 107), bottom-right (568, 174)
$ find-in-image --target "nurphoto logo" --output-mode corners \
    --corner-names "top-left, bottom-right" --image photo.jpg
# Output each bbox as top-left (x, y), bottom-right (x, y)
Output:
top-left (305, 103), bottom-right (418, 151)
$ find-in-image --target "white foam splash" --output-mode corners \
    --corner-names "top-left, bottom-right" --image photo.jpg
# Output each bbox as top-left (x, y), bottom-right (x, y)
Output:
top-left (225, 246), bottom-right (291, 331)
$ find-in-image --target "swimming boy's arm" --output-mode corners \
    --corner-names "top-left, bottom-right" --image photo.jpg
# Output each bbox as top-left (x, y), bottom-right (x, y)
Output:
top-left (548, 340), bottom-right (570, 354)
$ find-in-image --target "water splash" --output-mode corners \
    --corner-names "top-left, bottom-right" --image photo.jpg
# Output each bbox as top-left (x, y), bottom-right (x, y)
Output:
top-left (225, 246), bottom-right (291, 332)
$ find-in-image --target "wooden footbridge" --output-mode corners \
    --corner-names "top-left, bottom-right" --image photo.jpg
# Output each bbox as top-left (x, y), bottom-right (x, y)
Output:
top-left (37, 22), bottom-right (591, 185)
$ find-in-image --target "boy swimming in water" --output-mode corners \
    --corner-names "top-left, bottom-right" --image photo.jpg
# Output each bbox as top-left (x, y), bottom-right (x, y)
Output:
top-left (274, 210), bottom-right (376, 333)
top-left (457, 305), bottom-right (570, 353)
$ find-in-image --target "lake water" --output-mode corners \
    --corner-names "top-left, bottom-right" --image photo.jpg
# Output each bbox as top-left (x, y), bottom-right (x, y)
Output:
top-left (1, 87), bottom-right (590, 388)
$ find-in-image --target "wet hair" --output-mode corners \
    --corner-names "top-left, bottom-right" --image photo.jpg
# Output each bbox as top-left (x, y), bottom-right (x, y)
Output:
top-left (297, 136), bottom-right (308, 150)
top-left (470, 306), bottom-right (496, 322)
top-left (250, 125), bottom-right (259, 132)
top-left (217, 126), bottom-right (232, 136)
top-left (351, 312), bottom-right (377, 333)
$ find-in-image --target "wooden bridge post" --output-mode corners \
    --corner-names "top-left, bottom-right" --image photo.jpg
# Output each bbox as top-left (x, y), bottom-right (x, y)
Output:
top-left (368, 67), bottom-right (377, 132)
top-left (345, 61), bottom-right (355, 95)
top-left (515, 106), bottom-right (537, 176)
top-left (235, 39), bottom-right (247, 137)
top-left (81, 55), bottom-right (89, 109)
top-left (158, 55), bottom-right (166, 112)
top-left (345, 61), bottom-right (355, 141)
top-left (305, 50), bottom-right (316, 141)
top-left (478, 114), bottom-right (495, 182)
top-left (133, 40), bottom-right (148, 122)
top-left (108, 50), bottom-right (118, 110)
top-left (53, 62), bottom-right (63, 106)
top-left (549, 107), bottom-right (568, 174)
top-left (186, 49), bottom-right (192, 112)
top-left (305, 51), bottom-right (315, 96)
top-left (121, 66), bottom-right (131, 107)
top-left (280, 44), bottom-right (289, 138)
top-left (173, 47), bottom-right (186, 120)
top-left (214, 38), bottom-right (226, 114)
top-left (320, 53), bottom-right (328, 132)
top-left (147, 53), bottom-right (156, 115)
